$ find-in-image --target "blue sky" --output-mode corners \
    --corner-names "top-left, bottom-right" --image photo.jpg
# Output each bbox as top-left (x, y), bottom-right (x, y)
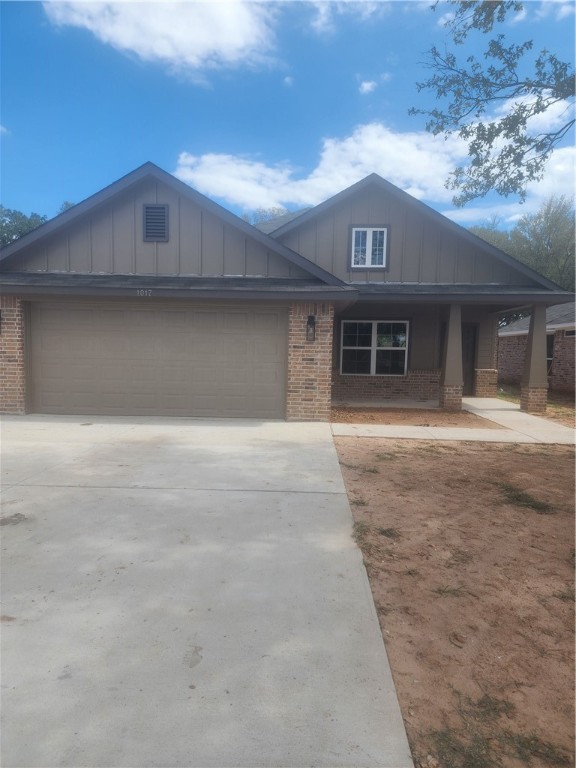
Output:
top-left (1, 0), bottom-right (574, 227)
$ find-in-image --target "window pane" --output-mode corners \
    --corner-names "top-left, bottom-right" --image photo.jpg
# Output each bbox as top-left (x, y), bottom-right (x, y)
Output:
top-left (353, 230), bottom-right (367, 266)
top-left (377, 322), bottom-right (406, 348)
top-left (371, 230), bottom-right (385, 266)
top-left (375, 350), bottom-right (406, 375)
top-left (343, 321), bottom-right (372, 347)
top-left (342, 349), bottom-right (371, 374)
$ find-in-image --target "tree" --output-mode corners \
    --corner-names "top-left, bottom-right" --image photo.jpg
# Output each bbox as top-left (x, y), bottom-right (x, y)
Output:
top-left (411, 1), bottom-right (575, 206)
top-left (470, 195), bottom-right (575, 291)
top-left (0, 206), bottom-right (47, 248)
top-left (242, 207), bottom-right (289, 225)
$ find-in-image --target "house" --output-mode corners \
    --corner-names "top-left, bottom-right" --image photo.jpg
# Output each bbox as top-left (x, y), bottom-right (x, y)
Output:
top-left (1, 163), bottom-right (572, 420)
top-left (499, 303), bottom-right (575, 393)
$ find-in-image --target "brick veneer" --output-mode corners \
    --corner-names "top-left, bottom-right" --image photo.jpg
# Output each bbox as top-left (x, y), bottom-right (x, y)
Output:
top-left (520, 386), bottom-right (548, 413)
top-left (550, 331), bottom-right (575, 393)
top-left (499, 331), bottom-right (575, 393)
top-left (439, 384), bottom-right (462, 410)
top-left (0, 296), bottom-right (26, 413)
top-left (286, 302), bottom-right (334, 421)
top-left (498, 335), bottom-right (528, 384)
top-left (474, 368), bottom-right (498, 397)
top-left (332, 369), bottom-right (441, 402)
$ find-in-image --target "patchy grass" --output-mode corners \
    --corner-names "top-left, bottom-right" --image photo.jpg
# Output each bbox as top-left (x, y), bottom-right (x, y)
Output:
top-left (430, 694), bottom-right (571, 768)
top-left (378, 527), bottom-right (400, 539)
top-left (432, 584), bottom-right (477, 598)
top-left (497, 482), bottom-right (554, 513)
top-left (553, 585), bottom-right (575, 602)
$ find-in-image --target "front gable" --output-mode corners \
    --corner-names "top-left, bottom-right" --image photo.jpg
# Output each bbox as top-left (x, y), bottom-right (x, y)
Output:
top-left (1, 163), bottom-right (342, 287)
top-left (271, 174), bottom-right (561, 292)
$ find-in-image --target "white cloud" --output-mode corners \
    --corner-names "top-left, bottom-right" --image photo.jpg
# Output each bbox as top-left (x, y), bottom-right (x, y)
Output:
top-left (174, 121), bottom-right (574, 225)
top-left (535, 0), bottom-right (575, 20)
top-left (42, 1), bottom-right (276, 75)
top-left (309, 1), bottom-right (391, 34)
top-left (174, 122), bottom-right (468, 210)
top-left (436, 11), bottom-right (455, 28)
top-left (0, 124), bottom-right (8, 135)
top-left (359, 80), bottom-right (377, 94)
top-left (283, 76), bottom-right (294, 87)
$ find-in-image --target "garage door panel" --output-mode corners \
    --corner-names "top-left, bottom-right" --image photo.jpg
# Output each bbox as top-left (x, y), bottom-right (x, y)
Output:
top-left (30, 302), bottom-right (287, 418)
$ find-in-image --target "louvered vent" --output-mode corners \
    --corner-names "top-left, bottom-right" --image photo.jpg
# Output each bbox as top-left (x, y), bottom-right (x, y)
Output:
top-left (143, 204), bottom-right (169, 242)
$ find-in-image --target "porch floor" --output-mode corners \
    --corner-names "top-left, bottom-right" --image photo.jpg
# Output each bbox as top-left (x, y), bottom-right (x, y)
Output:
top-left (332, 398), bottom-right (440, 409)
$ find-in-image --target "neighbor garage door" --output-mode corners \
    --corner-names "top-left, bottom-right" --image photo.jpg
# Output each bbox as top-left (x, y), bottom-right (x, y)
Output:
top-left (29, 301), bottom-right (287, 418)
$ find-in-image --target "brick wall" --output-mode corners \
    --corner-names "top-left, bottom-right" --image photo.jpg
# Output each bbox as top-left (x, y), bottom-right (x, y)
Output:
top-left (498, 335), bottom-right (526, 384)
top-left (0, 296), bottom-right (26, 413)
top-left (332, 369), bottom-right (441, 402)
top-left (439, 384), bottom-right (463, 410)
top-left (550, 330), bottom-right (575, 393)
top-left (474, 368), bottom-right (498, 397)
top-left (520, 386), bottom-right (548, 413)
top-left (286, 302), bottom-right (334, 421)
top-left (499, 331), bottom-right (575, 392)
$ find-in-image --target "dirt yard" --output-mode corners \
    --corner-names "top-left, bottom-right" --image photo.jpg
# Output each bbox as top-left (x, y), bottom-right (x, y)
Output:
top-left (331, 407), bottom-right (503, 428)
top-left (335, 436), bottom-right (575, 768)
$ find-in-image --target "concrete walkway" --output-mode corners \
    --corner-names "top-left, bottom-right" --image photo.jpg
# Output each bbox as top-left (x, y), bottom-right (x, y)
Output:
top-left (1, 416), bottom-right (413, 768)
top-left (332, 397), bottom-right (575, 445)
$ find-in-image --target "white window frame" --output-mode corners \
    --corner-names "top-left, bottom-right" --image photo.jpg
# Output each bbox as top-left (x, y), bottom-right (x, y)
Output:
top-left (340, 320), bottom-right (409, 376)
top-left (351, 227), bottom-right (388, 268)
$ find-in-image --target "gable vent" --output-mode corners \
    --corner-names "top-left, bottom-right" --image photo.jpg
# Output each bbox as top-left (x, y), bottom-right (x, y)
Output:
top-left (143, 204), bottom-right (169, 242)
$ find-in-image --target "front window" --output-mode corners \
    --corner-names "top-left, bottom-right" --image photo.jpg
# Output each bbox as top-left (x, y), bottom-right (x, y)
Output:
top-left (351, 228), bottom-right (387, 268)
top-left (341, 320), bottom-right (408, 375)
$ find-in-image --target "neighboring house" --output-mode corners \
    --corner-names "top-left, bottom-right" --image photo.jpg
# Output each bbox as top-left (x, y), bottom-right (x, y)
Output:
top-left (499, 303), bottom-right (575, 393)
top-left (0, 163), bottom-right (572, 419)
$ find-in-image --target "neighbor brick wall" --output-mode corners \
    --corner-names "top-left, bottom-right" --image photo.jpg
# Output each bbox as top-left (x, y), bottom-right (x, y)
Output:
top-left (498, 335), bottom-right (527, 384)
top-left (331, 369), bottom-right (441, 402)
top-left (0, 296), bottom-right (26, 413)
top-left (499, 331), bottom-right (575, 392)
top-left (286, 302), bottom-right (334, 421)
top-left (549, 330), bottom-right (575, 393)
top-left (474, 368), bottom-right (498, 397)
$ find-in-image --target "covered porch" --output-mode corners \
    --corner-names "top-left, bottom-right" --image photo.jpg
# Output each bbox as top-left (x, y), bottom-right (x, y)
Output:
top-left (330, 294), bottom-right (556, 413)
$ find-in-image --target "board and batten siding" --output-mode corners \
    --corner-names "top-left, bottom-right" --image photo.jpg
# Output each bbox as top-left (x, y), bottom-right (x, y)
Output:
top-left (278, 188), bottom-right (536, 286)
top-left (7, 180), bottom-right (310, 280)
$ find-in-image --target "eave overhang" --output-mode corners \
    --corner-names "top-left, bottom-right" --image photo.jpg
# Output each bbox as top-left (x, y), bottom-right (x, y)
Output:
top-left (354, 283), bottom-right (574, 308)
top-left (0, 273), bottom-right (358, 303)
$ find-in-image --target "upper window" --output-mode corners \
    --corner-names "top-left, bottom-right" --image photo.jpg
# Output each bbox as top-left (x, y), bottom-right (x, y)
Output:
top-left (341, 320), bottom-right (408, 376)
top-left (351, 227), bottom-right (387, 268)
top-left (143, 204), bottom-right (169, 242)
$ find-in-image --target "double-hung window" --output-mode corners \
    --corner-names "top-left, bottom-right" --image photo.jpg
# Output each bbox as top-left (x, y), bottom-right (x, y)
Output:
top-left (341, 320), bottom-right (408, 375)
top-left (351, 227), bottom-right (387, 268)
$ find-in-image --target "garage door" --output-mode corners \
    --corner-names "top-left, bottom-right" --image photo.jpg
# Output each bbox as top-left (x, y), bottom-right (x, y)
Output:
top-left (30, 302), bottom-right (287, 418)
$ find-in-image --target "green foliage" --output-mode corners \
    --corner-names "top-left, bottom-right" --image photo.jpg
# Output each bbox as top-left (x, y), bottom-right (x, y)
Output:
top-left (411, 1), bottom-right (575, 205)
top-left (242, 206), bottom-right (288, 225)
top-left (470, 195), bottom-right (575, 292)
top-left (0, 205), bottom-right (47, 248)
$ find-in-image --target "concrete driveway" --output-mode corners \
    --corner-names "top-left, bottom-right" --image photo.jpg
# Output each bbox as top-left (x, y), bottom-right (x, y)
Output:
top-left (1, 416), bottom-right (413, 768)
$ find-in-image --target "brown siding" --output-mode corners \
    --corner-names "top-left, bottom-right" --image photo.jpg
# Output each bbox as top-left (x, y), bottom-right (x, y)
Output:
top-left (6, 180), bottom-right (310, 280)
top-left (277, 186), bottom-right (541, 287)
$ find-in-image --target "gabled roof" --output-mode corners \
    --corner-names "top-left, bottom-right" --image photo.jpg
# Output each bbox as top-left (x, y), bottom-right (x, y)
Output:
top-left (499, 302), bottom-right (576, 335)
top-left (0, 162), bottom-right (344, 288)
top-left (268, 173), bottom-right (565, 293)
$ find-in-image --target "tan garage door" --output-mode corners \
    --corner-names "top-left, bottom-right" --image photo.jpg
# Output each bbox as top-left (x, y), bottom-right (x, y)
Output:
top-left (30, 301), bottom-right (287, 418)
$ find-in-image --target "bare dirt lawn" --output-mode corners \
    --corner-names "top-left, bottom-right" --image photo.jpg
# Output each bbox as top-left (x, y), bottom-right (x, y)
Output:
top-left (335, 437), bottom-right (575, 768)
top-left (331, 407), bottom-right (503, 428)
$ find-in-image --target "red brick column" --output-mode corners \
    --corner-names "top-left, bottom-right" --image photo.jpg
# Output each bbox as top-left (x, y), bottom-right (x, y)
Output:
top-left (0, 296), bottom-right (26, 413)
top-left (286, 302), bottom-right (334, 421)
top-left (439, 384), bottom-right (462, 410)
top-left (474, 369), bottom-right (498, 397)
top-left (520, 387), bottom-right (548, 413)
